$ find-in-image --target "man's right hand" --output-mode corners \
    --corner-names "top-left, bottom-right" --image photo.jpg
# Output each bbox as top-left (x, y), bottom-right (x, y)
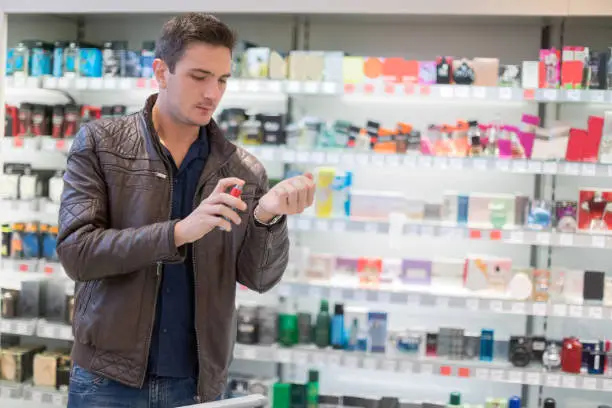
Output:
top-left (174, 177), bottom-right (247, 247)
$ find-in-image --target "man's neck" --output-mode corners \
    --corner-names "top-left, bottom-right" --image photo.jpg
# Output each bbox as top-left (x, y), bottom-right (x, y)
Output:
top-left (152, 100), bottom-right (200, 149)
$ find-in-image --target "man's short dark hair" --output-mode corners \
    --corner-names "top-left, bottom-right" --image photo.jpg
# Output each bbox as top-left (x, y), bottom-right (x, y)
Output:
top-left (156, 13), bottom-right (236, 73)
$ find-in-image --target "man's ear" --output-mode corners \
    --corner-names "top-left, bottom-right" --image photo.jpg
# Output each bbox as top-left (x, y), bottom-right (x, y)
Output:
top-left (153, 59), bottom-right (169, 89)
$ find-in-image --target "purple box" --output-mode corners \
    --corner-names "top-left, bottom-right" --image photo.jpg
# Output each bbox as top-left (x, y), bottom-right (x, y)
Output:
top-left (401, 259), bottom-right (432, 285)
top-left (419, 61), bottom-right (437, 85)
top-left (335, 257), bottom-right (359, 278)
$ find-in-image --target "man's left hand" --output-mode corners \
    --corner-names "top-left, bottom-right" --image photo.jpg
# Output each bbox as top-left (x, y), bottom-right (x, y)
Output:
top-left (255, 173), bottom-right (316, 223)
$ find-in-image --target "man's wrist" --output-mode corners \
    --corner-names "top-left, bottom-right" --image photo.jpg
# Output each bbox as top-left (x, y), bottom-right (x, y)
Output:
top-left (174, 220), bottom-right (187, 248)
top-left (254, 205), bottom-right (279, 225)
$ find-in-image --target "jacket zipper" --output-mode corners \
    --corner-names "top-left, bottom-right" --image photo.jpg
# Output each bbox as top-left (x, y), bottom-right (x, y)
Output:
top-left (139, 171), bottom-right (173, 388)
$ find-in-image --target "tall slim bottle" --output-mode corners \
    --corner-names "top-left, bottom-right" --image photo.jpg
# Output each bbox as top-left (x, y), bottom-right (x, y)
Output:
top-left (314, 300), bottom-right (331, 348)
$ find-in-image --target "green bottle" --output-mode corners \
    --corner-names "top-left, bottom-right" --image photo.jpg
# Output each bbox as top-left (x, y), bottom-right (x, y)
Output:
top-left (314, 299), bottom-right (331, 348)
top-left (272, 383), bottom-right (291, 408)
top-left (307, 369), bottom-right (319, 408)
top-left (278, 297), bottom-right (298, 347)
top-left (447, 391), bottom-right (462, 407)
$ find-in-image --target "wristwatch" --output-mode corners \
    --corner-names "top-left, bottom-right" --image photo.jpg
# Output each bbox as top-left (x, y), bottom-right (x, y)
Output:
top-left (254, 206), bottom-right (282, 226)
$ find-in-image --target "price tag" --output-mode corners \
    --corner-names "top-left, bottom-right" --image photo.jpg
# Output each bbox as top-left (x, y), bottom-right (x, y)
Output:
top-left (304, 81), bottom-right (320, 94)
top-left (511, 302), bottom-right (526, 314)
top-left (559, 233), bottom-right (574, 246)
top-left (310, 151), bottom-right (325, 164)
top-left (510, 231), bottom-right (524, 243)
top-left (440, 87), bottom-right (453, 98)
top-left (363, 357), bottom-right (378, 370)
top-left (399, 360), bottom-right (414, 372)
top-left (436, 297), bottom-right (450, 308)
top-left (58, 77), bottom-right (71, 89)
top-left (310, 286), bottom-right (323, 298)
top-left (449, 158), bottom-right (463, 170)
top-left (582, 377), bottom-right (597, 390)
top-left (603, 379), bottom-right (612, 391)
top-left (322, 82), bottom-right (338, 94)
top-left (489, 300), bottom-right (503, 313)
top-left (119, 78), bottom-right (132, 90)
top-left (342, 289), bottom-right (354, 301)
top-left (297, 151), bottom-right (310, 163)
top-left (490, 369), bottom-right (504, 382)
top-left (581, 163), bottom-right (597, 176)
top-left (356, 153), bottom-right (370, 166)
top-left (466, 298), bottom-right (479, 311)
top-left (18, 322), bottom-right (29, 334)
top-left (294, 351), bottom-right (309, 365)
top-left (569, 305), bottom-right (584, 318)
top-left (495, 160), bottom-right (510, 171)
top-left (286, 81), bottom-right (301, 93)
top-left (282, 150), bottom-right (296, 162)
top-left (472, 87), bottom-right (486, 99)
top-left (226, 80), bottom-right (240, 92)
top-left (528, 161), bottom-right (543, 173)
top-left (332, 220), bottom-right (346, 233)
top-left (277, 349), bottom-right (292, 363)
top-left (372, 155), bottom-right (385, 167)
top-left (354, 290), bottom-right (367, 302)
top-left (364, 222), bottom-right (379, 233)
top-left (104, 78), bottom-right (118, 89)
top-left (473, 159), bottom-right (487, 171)
top-left (420, 364), bottom-right (433, 375)
top-left (499, 88), bottom-right (513, 100)
top-left (525, 372), bottom-right (542, 385)
top-left (543, 161), bottom-right (558, 174)
top-left (259, 147), bottom-right (275, 161)
top-left (552, 304), bottom-right (567, 317)
top-left (564, 162), bottom-right (580, 175)
top-left (330, 288), bottom-right (342, 299)
top-left (343, 355), bottom-right (359, 369)
top-left (532, 303), bottom-right (547, 316)
top-left (421, 226), bottom-right (435, 237)
top-left (588, 306), bottom-right (603, 319)
top-left (592, 235), bottom-right (606, 248)
top-left (454, 87), bottom-right (469, 98)
top-left (377, 291), bottom-right (391, 303)
top-left (475, 368), bottom-right (490, 380)
top-left (407, 294), bottom-right (421, 307)
top-left (419, 156), bottom-right (433, 168)
top-left (562, 375), bottom-right (577, 388)
top-left (590, 90), bottom-right (606, 103)
top-left (31, 390), bottom-right (43, 403)
top-left (341, 153), bottom-right (355, 166)
top-left (75, 78), bottom-right (88, 89)
top-left (243, 347), bottom-right (256, 360)
top-left (512, 160), bottom-right (527, 173)
top-left (543, 89), bottom-right (558, 101)
top-left (265, 81), bottom-right (282, 93)
top-left (326, 152), bottom-right (341, 164)
top-left (315, 219), bottom-right (329, 232)
top-left (44, 77), bottom-right (59, 89)
top-left (404, 156), bottom-right (417, 167)
top-left (386, 155), bottom-right (400, 167)
top-left (0, 386), bottom-right (10, 398)
top-left (297, 218), bottom-right (311, 231)
top-left (508, 371), bottom-right (523, 383)
top-left (535, 232), bottom-right (551, 245)
top-left (89, 78), bottom-right (103, 89)
top-left (566, 90), bottom-right (581, 102)
top-left (381, 359), bottom-right (397, 372)
top-left (52, 394), bottom-right (64, 405)
top-left (244, 80), bottom-right (260, 93)
top-left (328, 353), bottom-right (342, 366)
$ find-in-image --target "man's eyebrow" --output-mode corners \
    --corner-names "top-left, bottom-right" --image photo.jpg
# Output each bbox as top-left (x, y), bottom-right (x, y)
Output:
top-left (189, 69), bottom-right (232, 78)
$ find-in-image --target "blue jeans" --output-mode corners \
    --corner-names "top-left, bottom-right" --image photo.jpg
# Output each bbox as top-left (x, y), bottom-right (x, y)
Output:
top-left (67, 364), bottom-right (200, 408)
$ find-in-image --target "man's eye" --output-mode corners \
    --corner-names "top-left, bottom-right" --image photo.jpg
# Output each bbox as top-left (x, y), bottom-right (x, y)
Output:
top-left (219, 79), bottom-right (228, 84)
top-left (193, 76), bottom-right (206, 81)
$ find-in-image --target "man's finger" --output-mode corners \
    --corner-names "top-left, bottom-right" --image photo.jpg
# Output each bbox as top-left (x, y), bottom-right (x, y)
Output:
top-left (213, 177), bottom-right (245, 194)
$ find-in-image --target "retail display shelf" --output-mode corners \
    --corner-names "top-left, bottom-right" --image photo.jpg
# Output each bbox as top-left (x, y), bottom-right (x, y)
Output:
top-left (244, 145), bottom-right (610, 177)
top-left (0, 318), bottom-right (72, 340)
top-left (1, 137), bottom-right (68, 170)
top-left (0, 381), bottom-right (67, 407)
top-left (0, 317), bottom-right (38, 336)
top-left (5, 76), bottom-right (341, 96)
top-left (8, 75), bottom-right (612, 103)
top-left (232, 343), bottom-right (612, 392)
top-left (276, 281), bottom-right (612, 321)
top-left (288, 215), bottom-right (612, 249)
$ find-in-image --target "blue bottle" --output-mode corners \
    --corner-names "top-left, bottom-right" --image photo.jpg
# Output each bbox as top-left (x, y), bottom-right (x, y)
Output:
top-left (479, 329), bottom-right (494, 362)
top-left (508, 396), bottom-right (521, 408)
top-left (331, 303), bottom-right (345, 349)
top-left (53, 41), bottom-right (67, 77)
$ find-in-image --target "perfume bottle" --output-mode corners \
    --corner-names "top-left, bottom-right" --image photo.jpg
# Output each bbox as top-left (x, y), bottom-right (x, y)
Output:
top-left (63, 42), bottom-right (80, 77)
top-left (479, 329), bottom-right (494, 362)
top-left (589, 343), bottom-right (606, 375)
top-left (561, 337), bottom-right (583, 374)
top-left (542, 342), bottom-right (562, 371)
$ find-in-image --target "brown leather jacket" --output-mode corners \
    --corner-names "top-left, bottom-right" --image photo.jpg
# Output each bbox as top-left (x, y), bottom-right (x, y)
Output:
top-left (57, 94), bottom-right (289, 401)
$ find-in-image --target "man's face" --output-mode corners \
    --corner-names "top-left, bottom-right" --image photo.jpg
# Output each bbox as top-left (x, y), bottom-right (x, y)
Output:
top-left (158, 42), bottom-right (232, 126)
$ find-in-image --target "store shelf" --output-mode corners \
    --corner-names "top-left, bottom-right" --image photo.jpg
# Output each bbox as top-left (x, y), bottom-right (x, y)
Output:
top-left (233, 343), bottom-right (611, 392)
top-left (0, 381), bottom-right (67, 407)
top-left (246, 146), bottom-right (612, 177)
top-left (0, 317), bottom-right (38, 336)
top-left (1, 137), bottom-right (68, 170)
top-left (6, 76), bottom-right (341, 96)
top-left (36, 319), bottom-right (73, 341)
top-left (288, 215), bottom-right (612, 249)
top-left (276, 281), bottom-right (612, 321)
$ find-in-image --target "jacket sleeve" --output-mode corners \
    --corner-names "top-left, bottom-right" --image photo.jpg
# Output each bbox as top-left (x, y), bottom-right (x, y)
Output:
top-left (57, 125), bottom-right (185, 282)
top-left (236, 171), bottom-right (289, 293)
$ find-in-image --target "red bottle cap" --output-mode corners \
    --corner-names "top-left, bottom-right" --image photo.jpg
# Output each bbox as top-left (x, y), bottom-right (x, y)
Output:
top-left (229, 184), bottom-right (243, 198)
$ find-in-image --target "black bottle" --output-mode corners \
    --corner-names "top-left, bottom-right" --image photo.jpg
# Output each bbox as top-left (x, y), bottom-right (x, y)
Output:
top-left (543, 398), bottom-right (555, 408)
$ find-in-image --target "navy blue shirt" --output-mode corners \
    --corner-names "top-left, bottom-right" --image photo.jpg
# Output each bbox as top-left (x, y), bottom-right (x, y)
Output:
top-left (148, 128), bottom-right (209, 378)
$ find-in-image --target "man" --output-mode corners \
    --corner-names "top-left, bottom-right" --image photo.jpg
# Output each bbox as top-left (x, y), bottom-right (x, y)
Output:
top-left (58, 13), bottom-right (315, 407)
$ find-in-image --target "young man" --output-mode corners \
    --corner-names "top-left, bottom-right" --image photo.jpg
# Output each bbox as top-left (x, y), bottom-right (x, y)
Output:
top-left (58, 13), bottom-right (315, 407)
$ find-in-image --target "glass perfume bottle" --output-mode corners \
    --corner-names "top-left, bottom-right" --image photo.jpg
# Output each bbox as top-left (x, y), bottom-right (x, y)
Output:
top-left (542, 342), bottom-right (562, 371)
top-left (589, 343), bottom-right (606, 375)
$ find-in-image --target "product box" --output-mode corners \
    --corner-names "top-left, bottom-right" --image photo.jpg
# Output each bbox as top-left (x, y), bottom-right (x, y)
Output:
top-left (597, 111), bottom-right (612, 163)
top-left (435, 56), bottom-right (453, 84)
top-left (304, 253), bottom-right (334, 280)
top-left (418, 61), bottom-right (437, 85)
top-left (561, 46), bottom-right (590, 89)
top-left (521, 61), bottom-right (539, 89)
top-left (539, 48), bottom-right (560, 88)
top-left (258, 113), bottom-right (285, 145)
top-left (452, 59), bottom-right (475, 85)
top-left (367, 312), bottom-right (388, 353)
top-left (323, 51), bottom-right (344, 82)
top-left (357, 258), bottom-right (382, 286)
top-left (342, 56), bottom-right (365, 84)
top-left (577, 189), bottom-right (612, 232)
top-left (467, 193), bottom-right (516, 228)
top-left (78, 48), bottom-right (103, 78)
top-left (334, 256), bottom-right (359, 281)
top-left (1, 346), bottom-right (46, 382)
top-left (562, 269), bottom-right (585, 304)
top-left (401, 259), bottom-right (432, 285)
top-left (431, 258), bottom-right (464, 288)
top-left (381, 258), bottom-right (402, 284)
top-left (554, 201), bottom-right (578, 232)
top-left (527, 200), bottom-right (552, 230)
top-left (288, 51), bottom-right (325, 81)
top-left (472, 58), bottom-right (499, 86)
top-left (499, 65), bottom-right (521, 87)
top-left (243, 48), bottom-right (273, 79)
top-left (464, 256), bottom-right (512, 293)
